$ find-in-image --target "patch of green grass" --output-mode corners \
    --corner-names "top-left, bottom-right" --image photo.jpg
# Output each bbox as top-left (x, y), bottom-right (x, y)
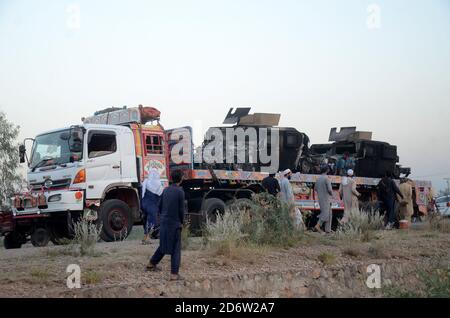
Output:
top-left (383, 267), bottom-right (449, 298)
top-left (317, 252), bottom-right (336, 265)
top-left (29, 268), bottom-right (51, 284)
top-left (83, 270), bottom-right (103, 285)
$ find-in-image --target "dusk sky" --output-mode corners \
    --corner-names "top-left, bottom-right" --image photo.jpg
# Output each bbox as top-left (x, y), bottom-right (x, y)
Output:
top-left (0, 0), bottom-right (449, 191)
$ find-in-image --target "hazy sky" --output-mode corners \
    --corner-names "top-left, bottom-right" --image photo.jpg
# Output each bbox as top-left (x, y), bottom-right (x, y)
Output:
top-left (0, 0), bottom-right (449, 191)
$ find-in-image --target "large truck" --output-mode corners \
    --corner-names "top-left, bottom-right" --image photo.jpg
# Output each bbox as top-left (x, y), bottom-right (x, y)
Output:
top-left (0, 106), bottom-right (434, 249)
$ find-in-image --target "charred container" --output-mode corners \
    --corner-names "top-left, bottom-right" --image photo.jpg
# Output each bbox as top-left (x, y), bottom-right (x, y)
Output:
top-left (198, 108), bottom-right (310, 173)
top-left (304, 127), bottom-right (411, 178)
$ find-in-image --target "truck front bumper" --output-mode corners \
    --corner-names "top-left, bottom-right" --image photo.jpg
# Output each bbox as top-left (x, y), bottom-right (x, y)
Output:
top-left (11, 190), bottom-right (84, 216)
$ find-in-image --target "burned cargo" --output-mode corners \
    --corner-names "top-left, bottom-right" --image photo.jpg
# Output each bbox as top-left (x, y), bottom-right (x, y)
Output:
top-left (299, 127), bottom-right (411, 179)
top-left (197, 108), bottom-right (310, 173)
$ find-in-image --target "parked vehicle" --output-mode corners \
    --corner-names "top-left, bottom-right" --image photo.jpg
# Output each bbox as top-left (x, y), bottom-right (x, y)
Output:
top-left (435, 195), bottom-right (450, 217)
top-left (0, 106), bottom-right (434, 249)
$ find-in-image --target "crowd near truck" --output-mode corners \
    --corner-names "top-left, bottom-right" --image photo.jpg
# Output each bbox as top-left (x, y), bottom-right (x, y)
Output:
top-left (0, 105), bottom-right (434, 249)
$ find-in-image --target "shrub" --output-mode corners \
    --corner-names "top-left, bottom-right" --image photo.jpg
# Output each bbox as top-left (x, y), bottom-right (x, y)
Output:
top-left (204, 193), bottom-right (303, 257)
top-left (336, 208), bottom-right (384, 241)
top-left (73, 217), bottom-right (102, 256)
top-left (205, 209), bottom-right (247, 258)
top-left (244, 192), bottom-right (299, 247)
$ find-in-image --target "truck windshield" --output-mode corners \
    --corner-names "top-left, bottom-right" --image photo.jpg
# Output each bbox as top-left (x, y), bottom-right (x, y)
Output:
top-left (30, 129), bottom-right (83, 169)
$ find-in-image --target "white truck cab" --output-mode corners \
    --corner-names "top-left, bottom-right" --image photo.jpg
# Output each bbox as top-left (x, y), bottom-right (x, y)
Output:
top-left (8, 123), bottom-right (141, 247)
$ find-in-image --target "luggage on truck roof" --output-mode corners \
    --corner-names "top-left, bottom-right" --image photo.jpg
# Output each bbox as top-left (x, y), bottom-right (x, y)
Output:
top-left (82, 105), bottom-right (161, 125)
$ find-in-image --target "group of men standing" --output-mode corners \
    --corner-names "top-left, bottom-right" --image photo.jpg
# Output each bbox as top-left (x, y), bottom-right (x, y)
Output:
top-left (141, 165), bottom-right (416, 280)
top-left (262, 166), bottom-right (416, 234)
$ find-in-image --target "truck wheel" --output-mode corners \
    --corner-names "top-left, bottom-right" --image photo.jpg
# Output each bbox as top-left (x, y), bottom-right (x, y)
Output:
top-left (3, 232), bottom-right (23, 249)
top-left (202, 198), bottom-right (226, 222)
top-left (50, 226), bottom-right (69, 245)
top-left (31, 228), bottom-right (50, 247)
top-left (99, 199), bottom-right (133, 242)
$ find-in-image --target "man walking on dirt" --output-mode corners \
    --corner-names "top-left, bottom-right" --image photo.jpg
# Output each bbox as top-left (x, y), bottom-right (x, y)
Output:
top-left (146, 169), bottom-right (185, 281)
top-left (314, 165), bottom-right (334, 233)
top-left (377, 172), bottom-right (403, 229)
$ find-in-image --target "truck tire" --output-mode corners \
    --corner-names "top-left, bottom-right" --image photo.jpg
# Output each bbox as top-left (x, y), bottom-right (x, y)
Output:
top-left (4, 232), bottom-right (23, 249)
top-left (202, 198), bottom-right (226, 222)
top-left (99, 199), bottom-right (133, 242)
top-left (31, 228), bottom-right (50, 247)
top-left (50, 225), bottom-right (69, 245)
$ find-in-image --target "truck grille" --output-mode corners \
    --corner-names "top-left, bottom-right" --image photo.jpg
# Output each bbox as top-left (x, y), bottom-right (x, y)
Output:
top-left (30, 178), bottom-right (72, 191)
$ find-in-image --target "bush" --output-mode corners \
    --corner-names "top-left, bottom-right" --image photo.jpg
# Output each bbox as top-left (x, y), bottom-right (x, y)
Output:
top-left (336, 208), bottom-right (384, 241)
top-left (205, 209), bottom-right (248, 258)
top-left (244, 192), bottom-right (300, 247)
top-left (204, 193), bottom-right (302, 257)
top-left (73, 217), bottom-right (102, 256)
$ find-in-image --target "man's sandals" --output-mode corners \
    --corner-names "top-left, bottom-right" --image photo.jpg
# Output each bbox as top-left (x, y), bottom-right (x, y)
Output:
top-left (146, 264), bottom-right (162, 272)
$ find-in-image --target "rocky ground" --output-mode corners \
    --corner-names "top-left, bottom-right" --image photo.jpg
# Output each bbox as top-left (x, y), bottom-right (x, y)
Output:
top-left (0, 223), bottom-right (449, 298)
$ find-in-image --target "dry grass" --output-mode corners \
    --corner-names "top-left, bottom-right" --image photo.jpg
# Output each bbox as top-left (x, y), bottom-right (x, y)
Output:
top-left (83, 270), bottom-right (103, 285)
top-left (29, 268), bottom-right (51, 284)
top-left (181, 219), bottom-right (192, 250)
top-left (425, 215), bottom-right (450, 234)
top-left (336, 209), bottom-right (384, 242)
top-left (367, 242), bottom-right (388, 259)
top-left (73, 217), bottom-right (102, 256)
top-left (343, 245), bottom-right (364, 258)
top-left (205, 210), bottom-right (248, 259)
top-left (317, 252), bottom-right (336, 265)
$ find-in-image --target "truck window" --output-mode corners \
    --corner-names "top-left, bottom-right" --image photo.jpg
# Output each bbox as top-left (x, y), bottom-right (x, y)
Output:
top-left (88, 133), bottom-right (117, 158)
top-left (145, 135), bottom-right (163, 155)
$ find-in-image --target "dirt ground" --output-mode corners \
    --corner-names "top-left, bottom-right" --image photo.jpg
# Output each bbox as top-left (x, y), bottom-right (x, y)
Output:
top-left (0, 224), bottom-right (449, 298)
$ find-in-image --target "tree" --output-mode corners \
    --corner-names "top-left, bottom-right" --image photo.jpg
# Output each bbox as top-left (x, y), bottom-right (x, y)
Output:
top-left (0, 112), bottom-right (23, 208)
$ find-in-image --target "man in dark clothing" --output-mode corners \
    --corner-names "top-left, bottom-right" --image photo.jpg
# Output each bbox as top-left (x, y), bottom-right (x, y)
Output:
top-left (146, 169), bottom-right (185, 281)
top-left (377, 172), bottom-right (404, 229)
top-left (262, 173), bottom-right (281, 197)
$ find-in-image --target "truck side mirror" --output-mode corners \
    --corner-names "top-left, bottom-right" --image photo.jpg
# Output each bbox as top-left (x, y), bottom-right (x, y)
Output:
top-left (19, 145), bottom-right (26, 164)
top-left (70, 141), bottom-right (83, 153)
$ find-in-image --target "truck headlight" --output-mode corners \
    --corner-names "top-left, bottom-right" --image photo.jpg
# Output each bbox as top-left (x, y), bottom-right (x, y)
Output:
top-left (48, 194), bottom-right (62, 202)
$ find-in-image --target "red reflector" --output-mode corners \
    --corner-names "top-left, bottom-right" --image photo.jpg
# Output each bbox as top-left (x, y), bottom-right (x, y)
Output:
top-left (75, 192), bottom-right (83, 200)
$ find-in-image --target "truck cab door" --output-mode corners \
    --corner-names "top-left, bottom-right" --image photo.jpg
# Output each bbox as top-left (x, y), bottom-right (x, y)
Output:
top-left (164, 126), bottom-right (194, 174)
top-left (85, 129), bottom-right (122, 199)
